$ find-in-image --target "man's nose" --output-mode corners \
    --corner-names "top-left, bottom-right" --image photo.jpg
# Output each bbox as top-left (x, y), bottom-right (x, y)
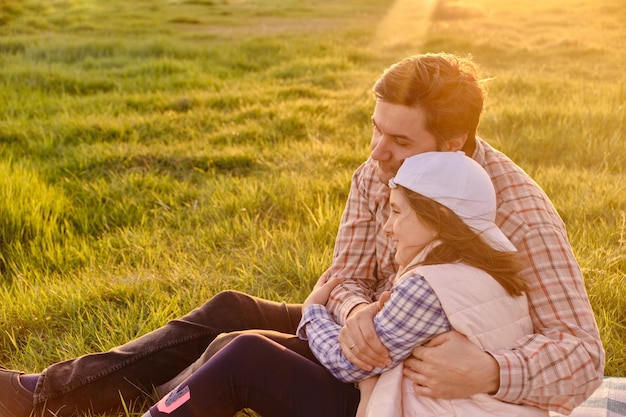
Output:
top-left (371, 135), bottom-right (390, 160)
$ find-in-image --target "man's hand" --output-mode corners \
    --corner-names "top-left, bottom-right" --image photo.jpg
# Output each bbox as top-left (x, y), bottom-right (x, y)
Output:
top-left (303, 276), bottom-right (345, 311)
top-left (403, 330), bottom-right (500, 399)
top-left (338, 291), bottom-right (392, 371)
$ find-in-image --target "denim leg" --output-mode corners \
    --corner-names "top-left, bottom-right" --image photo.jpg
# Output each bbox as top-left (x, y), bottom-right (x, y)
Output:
top-left (33, 290), bottom-right (303, 416)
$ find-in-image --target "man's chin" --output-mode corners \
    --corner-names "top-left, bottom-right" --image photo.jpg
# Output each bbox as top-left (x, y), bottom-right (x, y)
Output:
top-left (375, 166), bottom-right (395, 185)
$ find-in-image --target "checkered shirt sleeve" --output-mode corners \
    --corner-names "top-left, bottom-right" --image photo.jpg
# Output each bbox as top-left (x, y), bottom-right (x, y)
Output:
top-left (298, 274), bottom-right (451, 383)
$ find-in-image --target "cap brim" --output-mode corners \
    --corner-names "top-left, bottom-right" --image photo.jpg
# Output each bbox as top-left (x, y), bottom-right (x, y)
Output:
top-left (478, 223), bottom-right (517, 252)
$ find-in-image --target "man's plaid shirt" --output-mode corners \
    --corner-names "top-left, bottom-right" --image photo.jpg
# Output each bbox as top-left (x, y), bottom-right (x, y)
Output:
top-left (315, 138), bottom-right (604, 414)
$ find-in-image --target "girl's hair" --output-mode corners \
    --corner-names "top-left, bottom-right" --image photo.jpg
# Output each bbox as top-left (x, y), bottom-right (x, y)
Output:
top-left (400, 188), bottom-right (528, 297)
top-left (372, 53), bottom-right (485, 148)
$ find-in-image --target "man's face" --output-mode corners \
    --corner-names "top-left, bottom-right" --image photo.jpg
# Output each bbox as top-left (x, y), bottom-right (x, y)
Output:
top-left (370, 101), bottom-right (439, 184)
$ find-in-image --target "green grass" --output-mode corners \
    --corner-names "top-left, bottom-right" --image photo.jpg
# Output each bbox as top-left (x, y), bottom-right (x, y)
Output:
top-left (0, 0), bottom-right (624, 415)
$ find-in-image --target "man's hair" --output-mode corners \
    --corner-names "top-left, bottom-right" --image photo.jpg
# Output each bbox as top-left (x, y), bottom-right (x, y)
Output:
top-left (399, 188), bottom-right (528, 297)
top-left (372, 52), bottom-right (485, 146)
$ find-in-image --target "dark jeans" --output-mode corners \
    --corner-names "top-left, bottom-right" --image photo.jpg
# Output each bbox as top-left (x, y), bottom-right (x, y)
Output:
top-left (144, 333), bottom-right (360, 417)
top-left (33, 291), bottom-right (312, 416)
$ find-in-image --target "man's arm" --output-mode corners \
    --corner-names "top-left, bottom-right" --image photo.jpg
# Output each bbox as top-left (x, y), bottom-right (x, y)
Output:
top-left (301, 159), bottom-right (396, 370)
top-left (404, 330), bottom-right (500, 398)
top-left (322, 159), bottom-right (395, 324)
top-left (491, 228), bottom-right (604, 412)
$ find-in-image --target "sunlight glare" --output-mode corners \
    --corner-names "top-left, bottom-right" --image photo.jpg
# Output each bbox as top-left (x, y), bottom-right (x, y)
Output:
top-left (372, 0), bottom-right (439, 49)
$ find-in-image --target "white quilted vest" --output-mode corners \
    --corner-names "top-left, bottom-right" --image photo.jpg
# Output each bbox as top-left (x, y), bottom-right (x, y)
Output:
top-left (366, 263), bottom-right (548, 417)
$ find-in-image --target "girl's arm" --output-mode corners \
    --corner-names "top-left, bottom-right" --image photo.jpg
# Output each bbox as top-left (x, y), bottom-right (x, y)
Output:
top-left (298, 274), bottom-right (452, 382)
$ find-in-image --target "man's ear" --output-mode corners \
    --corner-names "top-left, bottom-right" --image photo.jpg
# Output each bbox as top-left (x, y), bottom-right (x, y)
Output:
top-left (441, 134), bottom-right (468, 152)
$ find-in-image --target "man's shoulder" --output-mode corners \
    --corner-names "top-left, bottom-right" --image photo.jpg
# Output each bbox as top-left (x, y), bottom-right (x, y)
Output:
top-left (477, 139), bottom-right (546, 199)
top-left (476, 139), bottom-right (525, 175)
top-left (476, 139), bottom-right (567, 237)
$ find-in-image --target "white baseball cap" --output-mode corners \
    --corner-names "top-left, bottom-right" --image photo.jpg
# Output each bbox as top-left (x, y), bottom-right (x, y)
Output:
top-left (389, 151), bottom-right (516, 252)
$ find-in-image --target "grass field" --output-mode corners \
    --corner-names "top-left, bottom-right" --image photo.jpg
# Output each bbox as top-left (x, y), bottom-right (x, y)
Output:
top-left (1, 0), bottom-right (625, 415)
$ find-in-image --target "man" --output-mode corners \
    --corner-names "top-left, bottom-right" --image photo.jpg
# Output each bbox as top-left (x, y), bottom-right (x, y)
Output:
top-left (0, 52), bottom-right (604, 417)
top-left (328, 53), bottom-right (605, 414)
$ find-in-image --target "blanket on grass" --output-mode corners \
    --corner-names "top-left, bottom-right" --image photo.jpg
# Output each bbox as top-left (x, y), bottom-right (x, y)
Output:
top-left (549, 378), bottom-right (626, 417)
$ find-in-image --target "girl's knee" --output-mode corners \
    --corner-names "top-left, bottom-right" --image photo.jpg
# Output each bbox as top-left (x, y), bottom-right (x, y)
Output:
top-left (228, 333), bottom-right (278, 354)
top-left (219, 333), bottom-right (288, 368)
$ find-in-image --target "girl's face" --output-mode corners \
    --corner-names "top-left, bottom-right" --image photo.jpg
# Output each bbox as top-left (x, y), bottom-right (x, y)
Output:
top-left (384, 189), bottom-right (437, 268)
